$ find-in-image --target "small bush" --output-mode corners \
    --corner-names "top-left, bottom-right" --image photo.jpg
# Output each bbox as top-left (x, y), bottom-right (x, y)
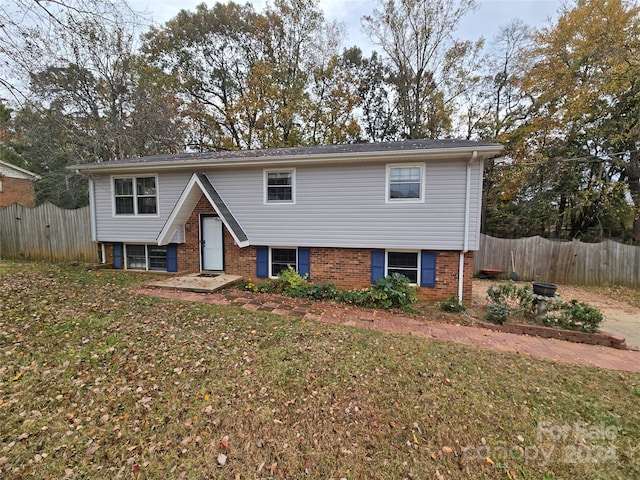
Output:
top-left (543, 299), bottom-right (603, 333)
top-left (435, 295), bottom-right (465, 313)
top-left (485, 302), bottom-right (510, 324)
top-left (369, 273), bottom-right (417, 310)
top-left (241, 271), bottom-right (417, 311)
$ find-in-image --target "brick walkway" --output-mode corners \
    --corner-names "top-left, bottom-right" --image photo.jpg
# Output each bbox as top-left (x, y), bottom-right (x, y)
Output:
top-left (136, 287), bottom-right (640, 373)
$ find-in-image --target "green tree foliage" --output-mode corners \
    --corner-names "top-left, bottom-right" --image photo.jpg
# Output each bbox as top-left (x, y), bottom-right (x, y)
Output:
top-left (498, 0), bottom-right (640, 244)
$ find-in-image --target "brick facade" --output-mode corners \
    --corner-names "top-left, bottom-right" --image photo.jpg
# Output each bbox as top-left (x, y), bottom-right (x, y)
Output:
top-left (0, 176), bottom-right (36, 207)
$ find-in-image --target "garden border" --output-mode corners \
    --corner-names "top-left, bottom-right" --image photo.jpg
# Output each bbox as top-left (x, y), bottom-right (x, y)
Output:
top-left (477, 321), bottom-right (634, 350)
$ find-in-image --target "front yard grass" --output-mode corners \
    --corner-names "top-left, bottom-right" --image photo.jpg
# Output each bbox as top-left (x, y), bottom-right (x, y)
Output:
top-left (1, 262), bottom-right (639, 479)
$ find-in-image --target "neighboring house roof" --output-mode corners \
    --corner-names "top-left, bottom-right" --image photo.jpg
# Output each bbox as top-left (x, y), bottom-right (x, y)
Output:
top-left (157, 173), bottom-right (249, 247)
top-left (0, 159), bottom-right (41, 180)
top-left (69, 139), bottom-right (503, 174)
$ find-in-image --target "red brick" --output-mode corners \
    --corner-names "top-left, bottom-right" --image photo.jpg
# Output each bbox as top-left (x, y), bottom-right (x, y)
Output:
top-left (0, 176), bottom-right (36, 207)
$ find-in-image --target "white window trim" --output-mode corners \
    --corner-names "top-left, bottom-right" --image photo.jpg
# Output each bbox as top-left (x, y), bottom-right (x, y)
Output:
top-left (124, 244), bottom-right (168, 271)
top-left (385, 249), bottom-right (420, 286)
top-left (269, 246), bottom-right (298, 278)
top-left (385, 163), bottom-right (425, 203)
top-left (264, 168), bottom-right (296, 205)
top-left (111, 174), bottom-right (160, 217)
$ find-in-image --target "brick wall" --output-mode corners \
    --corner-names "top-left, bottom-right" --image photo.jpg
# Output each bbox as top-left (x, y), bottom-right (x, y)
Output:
top-left (177, 195), bottom-right (217, 272)
top-left (0, 176), bottom-right (36, 207)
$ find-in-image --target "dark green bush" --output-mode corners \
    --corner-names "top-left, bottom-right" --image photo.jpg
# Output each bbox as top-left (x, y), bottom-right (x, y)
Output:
top-left (435, 295), bottom-right (466, 313)
top-left (241, 270), bottom-right (417, 311)
top-left (368, 273), bottom-right (417, 310)
top-left (485, 302), bottom-right (510, 324)
top-left (543, 299), bottom-right (604, 333)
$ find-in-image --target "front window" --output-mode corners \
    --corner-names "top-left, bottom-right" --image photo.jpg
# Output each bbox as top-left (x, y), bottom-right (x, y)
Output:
top-left (265, 169), bottom-right (295, 203)
top-left (114, 176), bottom-right (157, 215)
top-left (271, 248), bottom-right (297, 276)
top-left (125, 244), bottom-right (167, 271)
top-left (126, 245), bottom-right (147, 269)
top-left (387, 251), bottom-right (419, 284)
top-left (387, 165), bottom-right (423, 201)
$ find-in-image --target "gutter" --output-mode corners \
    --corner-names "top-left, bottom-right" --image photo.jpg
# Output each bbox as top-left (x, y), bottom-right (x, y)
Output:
top-left (458, 150), bottom-right (478, 303)
top-left (68, 145), bottom-right (504, 174)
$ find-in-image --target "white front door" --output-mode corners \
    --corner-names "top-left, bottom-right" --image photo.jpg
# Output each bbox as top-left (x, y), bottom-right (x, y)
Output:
top-left (201, 215), bottom-right (224, 271)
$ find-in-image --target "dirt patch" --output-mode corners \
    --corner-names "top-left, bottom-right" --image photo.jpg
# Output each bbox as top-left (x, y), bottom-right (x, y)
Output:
top-left (472, 279), bottom-right (640, 349)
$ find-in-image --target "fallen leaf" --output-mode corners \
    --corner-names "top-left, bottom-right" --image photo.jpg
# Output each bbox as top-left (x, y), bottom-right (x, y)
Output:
top-left (442, 446), bottom-right (453, 455)
top-left (12, 372), bottom-right (23, 381)
top-left (219, 435), bottom-right (229, 450)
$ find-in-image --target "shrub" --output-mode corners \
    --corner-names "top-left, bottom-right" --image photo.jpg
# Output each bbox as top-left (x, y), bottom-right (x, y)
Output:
top-left (485, 302), bottom-right (510, 324)
top-left (242, 270), bottom-right (417, 311)
top-left (543, 300), bottom-right (604, 333)
top-left (369, 273), bottom-right (417, 310)
top-left (485, 282), bottom-right (536, 324)
top-left (435, 295), bottom-right (466, 313)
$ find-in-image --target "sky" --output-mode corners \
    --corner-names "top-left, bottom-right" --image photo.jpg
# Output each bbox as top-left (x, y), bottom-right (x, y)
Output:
top-left (129, 0), bottom-right (563, 51)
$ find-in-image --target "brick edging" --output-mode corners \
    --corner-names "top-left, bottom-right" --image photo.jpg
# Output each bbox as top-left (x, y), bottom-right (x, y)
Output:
top-left (476, 321), bottom-right (630, 350)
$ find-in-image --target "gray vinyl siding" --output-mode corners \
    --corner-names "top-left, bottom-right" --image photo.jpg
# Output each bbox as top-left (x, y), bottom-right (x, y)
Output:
top-left (93, 172), bottom-right (192, 243)
top-left (92, 160), bottom-right (484, 250)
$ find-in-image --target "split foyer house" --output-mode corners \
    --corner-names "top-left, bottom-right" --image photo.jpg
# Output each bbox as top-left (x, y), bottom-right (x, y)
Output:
top-left (70, 140), bottom-right (503, 302)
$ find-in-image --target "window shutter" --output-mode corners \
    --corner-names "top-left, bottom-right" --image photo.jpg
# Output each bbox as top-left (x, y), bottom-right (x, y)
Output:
top-left (256, 247), bottom-right (269, 278)
top-left (113, 243), bottom-right (123, 269)
top-left (371, 250), bottom-right (385, 284)
top-left (167, 244), bottom-right (178, 272)
top-left (420, 251), bottom-right (436, 287)
top-left (298, 248), bottom-right (310, 279)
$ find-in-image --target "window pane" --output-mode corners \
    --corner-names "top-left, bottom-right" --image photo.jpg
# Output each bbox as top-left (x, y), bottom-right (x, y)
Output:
top-left (389, 167), bottom-right (421, 199)
top-left (272, 248), bottom-right (296, 276)
top-left (388, 252), bottom-right (418, 269)
top-left (390, 167), bottom-right (420, 182)
top-left (268, 172), bottom-right (292, 186)
top-left (388, 252), bottom-right (418, 283)
top-left (114, 178), bottom-right (133, 196)
top-left (136, 177), bottom-right (156, 196)
top-left (389, 182), bottom-right (420, 199)
top-left (126, 245), bottom-right (146, 270)
top-left (137, 196), bottom-right (157, 214)
top-left (115, 197), bottom-right (134, 214)
top-left (388, 268), bottom-right (418, 283)
top-left (148, 246), bottom-right (167, 271)
top-left (268, 186), bottom-right (292, 201)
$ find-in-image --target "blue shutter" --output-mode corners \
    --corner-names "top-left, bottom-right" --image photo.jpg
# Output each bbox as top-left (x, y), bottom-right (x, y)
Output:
top-left (113, 243), bottom-right (123, 269)
top-left (166, 244), bottom-right (178, 272)
top-left (371, 250), bottom-right (385, 284)
top-left (420, 251), bottom-right (437, 287)
top-left (298, 248), bottom-right (310, 279)
top-left (256, 247), bottom-right (269, 278)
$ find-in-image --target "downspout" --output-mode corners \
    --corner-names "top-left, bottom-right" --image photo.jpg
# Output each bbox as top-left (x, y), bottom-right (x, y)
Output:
top-left (459, 151), bottom-right (478, 302)
top-left (81, 172), bottom-right (103, 264)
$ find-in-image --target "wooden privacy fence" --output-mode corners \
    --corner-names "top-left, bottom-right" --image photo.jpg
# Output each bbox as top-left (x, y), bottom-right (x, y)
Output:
top-left (0, 203), bottom-right (98, 262)
top-left (475, 234), bottom-right (640, 287)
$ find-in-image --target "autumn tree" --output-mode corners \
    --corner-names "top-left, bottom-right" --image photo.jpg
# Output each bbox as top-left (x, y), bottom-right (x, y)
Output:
top-left (362, 0), bottom-right (477, 139)
top-left (505, 0), bottom-right (640, 243)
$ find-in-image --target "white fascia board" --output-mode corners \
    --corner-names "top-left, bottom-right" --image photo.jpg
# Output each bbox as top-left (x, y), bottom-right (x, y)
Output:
top-left (70, 146), bottom-right (504, 175)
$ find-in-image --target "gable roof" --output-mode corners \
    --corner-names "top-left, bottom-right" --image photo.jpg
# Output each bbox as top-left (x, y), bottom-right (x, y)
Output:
top-left (69, 139), bottom-right (503, 174)
top-left (157, 173), bottom-right (249, 247)
top-left (0, 159), bottom-right (40, 180)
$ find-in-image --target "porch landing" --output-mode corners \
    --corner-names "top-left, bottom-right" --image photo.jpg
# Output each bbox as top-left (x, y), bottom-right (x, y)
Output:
top-left (145, 273), bottom-right (243, 293)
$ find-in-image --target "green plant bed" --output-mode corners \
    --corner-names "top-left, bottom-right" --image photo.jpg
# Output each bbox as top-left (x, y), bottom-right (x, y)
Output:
top-left (241, 267), bottom-right (417, 311)
top-left (483, 281), bottom-right (604, 333)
